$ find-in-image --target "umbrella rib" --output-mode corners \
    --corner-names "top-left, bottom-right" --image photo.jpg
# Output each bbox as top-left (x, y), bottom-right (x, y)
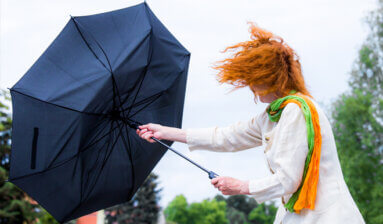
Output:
top-left (9, 89), bottom-right (107, 116)
top-left (71, 17), bottom-right (121, 111)
top-left (109, 73), bottom-right (138, 201)
top-left (44, 54), bottom-right (103, 95)
top-left (112, 30), bottom-right (151, 73)
top-left (81, 129), bottom-right (111, 198)
top-left (78, 120), bottom-right (124, 209)
top-left (120, 91), bottom-right (164, 113)
top-left (119, 65), bottom-right (148, 111)
top-left (72, 18), bottom-right (124, 113)
top-left (125, 61), bottom-right (149, 119)
top-left (62, 119), bottom-right (123, 222)
top-left (72, 17), bottom-right (155, 127)
top-left (81, 119), bottom-right (116, 203)
top-left (108, 59), bottom-right (139, 201)
top-left (127, 92), bottom-right (164, 119)
top-left (72, 17), bottom-right (114, 72)
top-left (77, 123), bottom-right (119, 154)
top-left (71, 17), bottom-right (110, 73)
top-left (47, 117), bottom-right (109, 169)
top-left (125, 29), bottom-right (153, 118)
top-left (118, 123), bottom-right (136, 200)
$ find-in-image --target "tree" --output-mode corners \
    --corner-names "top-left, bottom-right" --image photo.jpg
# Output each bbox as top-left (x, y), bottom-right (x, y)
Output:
top-left (214, 194), bottom-right (278, 224)
top-left (164, 194), bottom-right (228, 224)
top-left (163, 195), bottom-right (189, 224)
top-left (226, 207), bottom-right (247, 224)
top-left (105, 172), bottom-right (162, 224)
top-left (188, 199), bottom-right (227, 224)
top-left (331, 91), bottom-right (383, 223)
top-left (165, 194), bottom-right (280, 224)
top-left (248, 203), bottom-right (277, 224)
top-left (329, 1), bottom-right (383, 223)
top-left (224, 195), bottom-right (258, 218)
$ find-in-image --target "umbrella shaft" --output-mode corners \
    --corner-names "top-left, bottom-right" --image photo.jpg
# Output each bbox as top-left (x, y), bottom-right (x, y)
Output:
top-left (151, 136), bottom-right (210, 174)
top-left (127, 121), bottom-right (219, 179)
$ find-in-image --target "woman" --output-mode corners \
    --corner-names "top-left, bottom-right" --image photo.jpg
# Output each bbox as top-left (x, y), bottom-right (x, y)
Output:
top-left (136, 23), bottom-right (365, 223)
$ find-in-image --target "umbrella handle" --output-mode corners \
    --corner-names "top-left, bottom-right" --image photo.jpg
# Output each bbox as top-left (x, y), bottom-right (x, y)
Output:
top-left (208, 171), bottom-right (219, 179)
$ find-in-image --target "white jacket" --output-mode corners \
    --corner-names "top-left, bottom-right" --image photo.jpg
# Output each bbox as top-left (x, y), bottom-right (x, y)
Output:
top-left (185, 98), bottom-right (365, 224)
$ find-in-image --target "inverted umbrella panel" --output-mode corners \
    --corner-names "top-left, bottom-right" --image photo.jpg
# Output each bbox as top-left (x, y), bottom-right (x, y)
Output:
top-left (8, 2), bottom-right (218, 223)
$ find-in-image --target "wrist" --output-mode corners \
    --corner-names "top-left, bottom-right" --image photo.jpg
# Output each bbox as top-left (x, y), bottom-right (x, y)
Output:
top-left (160, 126), bottom-right (172, 140)
top-left (159, 126), bottom-right (186, 143)
top-left (240, 180), bottom-right (250, 195)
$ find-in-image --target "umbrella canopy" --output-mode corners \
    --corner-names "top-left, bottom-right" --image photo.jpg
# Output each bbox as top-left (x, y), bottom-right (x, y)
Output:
top-left (8, 2), bottom-right (190, 222)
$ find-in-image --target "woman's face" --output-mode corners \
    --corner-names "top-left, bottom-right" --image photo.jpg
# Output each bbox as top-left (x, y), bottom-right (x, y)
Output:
top-left (250, 84), bottom-right (279, 103)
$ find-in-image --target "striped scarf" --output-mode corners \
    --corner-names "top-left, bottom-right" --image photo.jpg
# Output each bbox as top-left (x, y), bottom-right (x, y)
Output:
top-left (266, 90), bottom-right (322, 213)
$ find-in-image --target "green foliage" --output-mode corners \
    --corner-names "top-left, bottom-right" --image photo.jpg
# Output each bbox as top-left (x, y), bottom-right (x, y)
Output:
top-left (36, 208), bottom-right (59, 224)
top-left (0, 167), bottom-right (39, 224)
top-left (0, 90), bottom-right (12, 172)
top-left (165, 194), bottom-right (278, 224)
top-left (105, 173), bottom-right (162, 224)
top-left (331, 90), bottom-right (383, 223)
top-left (164, 195), bottom-right (189, 224)
top-left (329, 1), bottom-right (383, 223)
top-left (226, 207), bottom-right (247, 224)
top-left (218, 195), bottom-right (277, 224)
top-left (224, 195), bottom-right (258, 218)
top-left (164, 195), bottom-right (228, 224)
top-left (248, 203), bottom-right (277, 224)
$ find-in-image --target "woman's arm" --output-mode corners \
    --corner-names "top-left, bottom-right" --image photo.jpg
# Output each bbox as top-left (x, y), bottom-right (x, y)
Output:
top-left (136, 114), bottom-right (263, 152)
top-left (185, 116), bottom-right (263, 152)
top-left (212, 104), bottom-right (308, 202)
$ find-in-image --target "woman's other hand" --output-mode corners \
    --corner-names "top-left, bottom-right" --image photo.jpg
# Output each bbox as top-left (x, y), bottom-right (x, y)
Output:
top-left (211, 176), bottom-right (249, 195)
top-left (136, 123), bottom-right (164, 143)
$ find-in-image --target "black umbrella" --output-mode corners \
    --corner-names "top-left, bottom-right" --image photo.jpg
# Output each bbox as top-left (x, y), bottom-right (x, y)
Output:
top-left (7, 2), bottom-right (217, 223)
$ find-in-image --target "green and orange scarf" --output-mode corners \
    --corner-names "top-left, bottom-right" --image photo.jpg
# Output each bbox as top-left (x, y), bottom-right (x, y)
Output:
top-left (266, 90), bottom-right (322, 213)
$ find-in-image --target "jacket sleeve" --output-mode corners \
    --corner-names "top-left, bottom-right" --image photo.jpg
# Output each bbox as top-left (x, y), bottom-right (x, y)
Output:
top-left (248, 103), bottom-right (309, 204)
top-left (185, 113), bottom-right (263, 152)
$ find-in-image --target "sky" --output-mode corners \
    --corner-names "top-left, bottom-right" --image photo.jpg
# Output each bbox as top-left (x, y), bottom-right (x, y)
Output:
top-left (0, 0), bottom-right (378, 209)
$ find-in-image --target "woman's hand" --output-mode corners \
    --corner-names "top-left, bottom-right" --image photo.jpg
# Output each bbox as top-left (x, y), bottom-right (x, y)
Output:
top-left (136, 123), bottom-right (165, 143)
top-left (211, 176), bottom-right (249, 195)
top-left (136, 123), bottom-right (187, 144)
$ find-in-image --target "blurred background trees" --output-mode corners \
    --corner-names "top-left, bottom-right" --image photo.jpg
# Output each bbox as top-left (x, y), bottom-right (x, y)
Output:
top-left (329, 1), bottom-right (383, 223)
top-left (105, 173), bottom-right (162, 224)
top-left (164, 194), bottom-right (277, 224)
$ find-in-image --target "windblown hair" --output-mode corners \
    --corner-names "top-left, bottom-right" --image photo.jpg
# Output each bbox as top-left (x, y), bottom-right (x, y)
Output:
top-left (212, 22), bottom-right (312, 102)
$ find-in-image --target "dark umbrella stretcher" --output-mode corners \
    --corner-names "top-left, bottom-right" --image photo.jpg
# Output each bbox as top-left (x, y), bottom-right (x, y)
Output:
top-left (8, 2), bottom-right (217, 223)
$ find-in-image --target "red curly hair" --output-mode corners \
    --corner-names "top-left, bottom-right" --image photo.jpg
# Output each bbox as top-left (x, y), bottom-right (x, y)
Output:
top-left (212, 22), bottom-right (312, 103)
